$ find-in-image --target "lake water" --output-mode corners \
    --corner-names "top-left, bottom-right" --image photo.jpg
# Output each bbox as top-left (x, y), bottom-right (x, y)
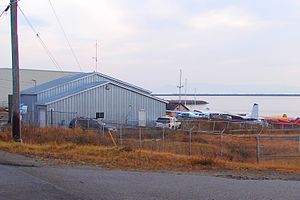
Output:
top-left (160, 96), bottom-right (300, 118)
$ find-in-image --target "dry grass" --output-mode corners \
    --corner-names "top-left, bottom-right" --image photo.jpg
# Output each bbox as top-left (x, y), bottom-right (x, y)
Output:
top-left (0, 126), bottom-right (113, 145)
top-left (0, 141), bottom-right (223, 171)
top-left (0, 127), bottom-right (300, 174)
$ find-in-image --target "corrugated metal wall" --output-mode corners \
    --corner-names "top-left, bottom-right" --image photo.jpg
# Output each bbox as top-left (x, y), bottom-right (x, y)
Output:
top-left (47, 83), bottom-right (166, 126)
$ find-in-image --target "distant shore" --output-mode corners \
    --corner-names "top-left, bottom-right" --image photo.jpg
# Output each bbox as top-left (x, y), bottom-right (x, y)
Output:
top-left (154, 93), bottom-right (300, 97)
top-left (167, 99), bottom-right (208, 105)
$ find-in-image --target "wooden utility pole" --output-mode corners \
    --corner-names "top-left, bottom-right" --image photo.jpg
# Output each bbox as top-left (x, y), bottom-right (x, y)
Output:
top-left (10, 0), bottom-right (21, 142)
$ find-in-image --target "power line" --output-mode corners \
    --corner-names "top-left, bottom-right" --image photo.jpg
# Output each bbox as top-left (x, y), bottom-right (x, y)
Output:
top-left (48, 0), bottom-right (82, 72)
top-left (18, 5), bottom-right (63, 71)
top-left (0, 85), bottom-right (12, 89)
top-left (0, 4), bottom-right (10, 18)
top-left (0, 0), bottom-right (21, 18)
top-left (0, 78), bottom-right (34, 85)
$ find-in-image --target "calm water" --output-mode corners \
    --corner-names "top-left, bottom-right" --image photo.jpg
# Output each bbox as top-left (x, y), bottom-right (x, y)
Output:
top-left (161, 96), bottom-right (300, 117)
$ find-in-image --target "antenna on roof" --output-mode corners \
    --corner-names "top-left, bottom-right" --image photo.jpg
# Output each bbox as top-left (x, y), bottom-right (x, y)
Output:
top-left (177, 69), bottom-right (183, 104)
top-left (92, 40), bottom-right (98, 72)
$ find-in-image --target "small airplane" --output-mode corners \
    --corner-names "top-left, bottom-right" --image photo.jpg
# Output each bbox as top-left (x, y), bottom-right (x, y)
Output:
top-left (262, 114), bottom-right (300, 127)
top-left (165, 110), bottom-right (204, 119)
top-left (176, 111), bottom-right (206, 119)
top-left (167, 103), bottom-right (260, 122)
top-left (199, 103), bottom-right (260, 121)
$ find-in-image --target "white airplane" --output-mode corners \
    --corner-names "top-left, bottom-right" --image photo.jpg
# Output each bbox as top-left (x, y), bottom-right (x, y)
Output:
top-left (166, 110), bottom-right (204, 119)
top-left (176, 111), bottom-right (204, 119)
top-left (195, 103), bottom-right (260, 121)
top-left (167, 103), bottom-right (259, 121)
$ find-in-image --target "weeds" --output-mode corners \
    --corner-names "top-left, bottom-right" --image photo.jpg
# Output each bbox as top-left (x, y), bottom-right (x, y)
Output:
top-left (0, 126), bottom-right (300, 173)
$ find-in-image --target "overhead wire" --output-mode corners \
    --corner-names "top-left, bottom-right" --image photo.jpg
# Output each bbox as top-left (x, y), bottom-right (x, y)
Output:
top-left (1, 0), bottom-right (21, 18)
top-left (0, 78), bottom-right (34, 85)
top-left (0, 4), bottom-right (10, 18)
top-left (17, 5), bottom-right (63, 71)
top-left (0, 85), bottom-right (12, 89)
top-left (48, 0), bottom-right (82, 72)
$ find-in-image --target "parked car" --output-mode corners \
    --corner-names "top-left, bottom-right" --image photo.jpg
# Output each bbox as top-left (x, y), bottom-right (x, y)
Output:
top-left (155, 116), bottom-right (181, 129)
top-left (69, 117), bottom-right (117, 132)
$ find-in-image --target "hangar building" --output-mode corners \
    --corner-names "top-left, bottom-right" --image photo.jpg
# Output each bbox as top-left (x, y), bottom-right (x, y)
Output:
top-left (20, 72), bottom-right (167, 127)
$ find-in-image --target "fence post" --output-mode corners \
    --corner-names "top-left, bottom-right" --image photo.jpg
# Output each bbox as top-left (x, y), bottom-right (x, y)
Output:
top-left (220, 132), bottom-right (223, 158)
top-left (102, 122), bottom-right (105, 137)
top-left (50, 109), bottom-right (53, 127)
top-left (162, 127), bottom-right (165, 152)
top-left (120, 125), bottom-right (123, 147)
top-left (212, 121), bottom-right (216, 132)
top-left (256, 135), bottom-right (260, 164)
top-left (156, 139), bottom-right (159, 151)
top-left (298, 132), bottom-right (300, 152)
top-left (189, 129), bottom-right (192, 156)
top-left (139, 127), bottom-right (142, 149)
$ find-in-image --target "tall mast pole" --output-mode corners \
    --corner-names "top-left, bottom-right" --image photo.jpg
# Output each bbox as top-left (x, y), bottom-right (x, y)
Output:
top-left (184, 78), bottom-right (187, 106)
top-left (95, 40), bottom-right (98, 72)
top-left (194, 88), bottom-right (197, 106)
top-left (10, 0), bottom-right (21, 142)
top-left (177, 69), bottom-right (183, 104)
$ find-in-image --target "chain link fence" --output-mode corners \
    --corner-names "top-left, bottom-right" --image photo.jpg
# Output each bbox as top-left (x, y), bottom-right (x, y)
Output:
top-left (1, 111), bottom-right (300, 166)
top-left (20, 110), bottom-right (78, 127)
top-left (103, 124), bottom-right (300, 165)
top-left (0, 101), bottom-right (8, 108)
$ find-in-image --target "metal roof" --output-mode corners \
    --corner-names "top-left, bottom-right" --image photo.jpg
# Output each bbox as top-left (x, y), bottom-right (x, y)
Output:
top-left (21, 72), bottom-right (90, 94)
top-left (94, 72), bottom-right (151, 94)
top-left (36, 81), bottom-right (168, 105)
top-left (21, 72), bottom-right (151, 95)
top-left (36, 81), bottom-right (108, 105)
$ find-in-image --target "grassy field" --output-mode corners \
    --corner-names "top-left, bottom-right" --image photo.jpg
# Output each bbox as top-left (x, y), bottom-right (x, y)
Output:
top-left (0, 127), bottom-right (300, 174)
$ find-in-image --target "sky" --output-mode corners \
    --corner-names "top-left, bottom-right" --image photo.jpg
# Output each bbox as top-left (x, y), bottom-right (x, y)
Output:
top-left (1, 0), bottom-right (300, 93)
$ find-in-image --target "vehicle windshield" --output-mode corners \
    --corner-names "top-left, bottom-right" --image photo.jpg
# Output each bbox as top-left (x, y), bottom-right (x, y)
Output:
top-left (156, 118), bottom-right (171, 123)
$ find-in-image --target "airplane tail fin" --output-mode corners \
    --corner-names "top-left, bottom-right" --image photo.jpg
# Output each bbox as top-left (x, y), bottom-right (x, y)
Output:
top-left (294, 118), bottom-right (300, 124)
top-left (250, 103), bottom-right (259, 119)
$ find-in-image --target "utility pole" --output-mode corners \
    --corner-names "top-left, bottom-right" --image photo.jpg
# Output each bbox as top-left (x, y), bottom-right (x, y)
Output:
top-left (10, 0), bottom-right (21, 142)
top-left (177, 69), bottom-right (183, 104)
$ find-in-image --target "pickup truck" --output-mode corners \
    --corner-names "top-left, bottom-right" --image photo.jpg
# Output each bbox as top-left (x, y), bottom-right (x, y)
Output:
top-left (155, 116), bottom-right (181, 129)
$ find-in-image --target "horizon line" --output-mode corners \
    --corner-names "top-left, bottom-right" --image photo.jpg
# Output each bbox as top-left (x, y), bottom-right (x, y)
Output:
top-left (153, 93), bottom-right (300, 97)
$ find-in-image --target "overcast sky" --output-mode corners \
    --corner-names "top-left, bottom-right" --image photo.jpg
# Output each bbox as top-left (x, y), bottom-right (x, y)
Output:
top-left (1, 0), bottom-right (300, 93)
